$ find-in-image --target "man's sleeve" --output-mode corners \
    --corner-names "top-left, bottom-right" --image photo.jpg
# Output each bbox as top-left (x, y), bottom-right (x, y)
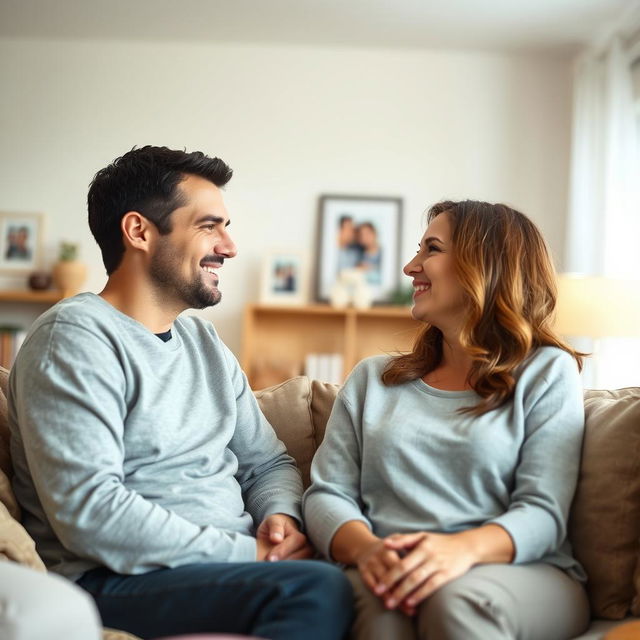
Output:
top-left (222, 345), bottom-right (303, 527)
top-left (11, 323), bottom-right (257, 573)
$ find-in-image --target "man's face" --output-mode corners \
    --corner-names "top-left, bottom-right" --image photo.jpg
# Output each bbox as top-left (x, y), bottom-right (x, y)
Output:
top-left (148, 174), bottom-right (237, 310)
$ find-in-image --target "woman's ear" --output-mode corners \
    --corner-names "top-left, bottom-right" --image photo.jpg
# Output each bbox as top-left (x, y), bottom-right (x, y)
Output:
top-left (121, 211), bottom-right (155, 253)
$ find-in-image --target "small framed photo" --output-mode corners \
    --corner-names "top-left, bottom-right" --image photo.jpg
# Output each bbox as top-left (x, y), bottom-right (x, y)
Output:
top-left (0, 212), bottom-right (43, 273)
top-left (315, 195), bottom-right (403, 303)
top-left (260, 250), bottom-right (309, 305)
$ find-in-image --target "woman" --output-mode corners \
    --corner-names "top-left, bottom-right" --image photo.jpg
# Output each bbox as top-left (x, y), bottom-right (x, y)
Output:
top-left (356, 222), bottom-right (382, 285)
top-left (303, 200), bottom-right (590, 640)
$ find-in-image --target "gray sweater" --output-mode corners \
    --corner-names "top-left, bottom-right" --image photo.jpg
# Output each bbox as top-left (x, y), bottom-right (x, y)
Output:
top-left (9, 293), bottom-right (302, 579)
top-left (303, 349), bottom-right (586, 580)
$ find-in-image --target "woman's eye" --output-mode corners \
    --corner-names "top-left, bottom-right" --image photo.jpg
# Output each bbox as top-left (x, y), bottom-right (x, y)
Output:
top-left (427, 244), bottom-right (440, 252)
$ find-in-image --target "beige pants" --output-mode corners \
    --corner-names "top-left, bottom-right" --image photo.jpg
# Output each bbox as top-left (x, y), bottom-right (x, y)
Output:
top-left (346, 563), bottom-right (590, 640)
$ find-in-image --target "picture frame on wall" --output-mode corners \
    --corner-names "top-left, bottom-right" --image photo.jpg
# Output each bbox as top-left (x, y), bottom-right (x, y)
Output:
top-left (260, 250), bottom-right (309, 306)
top-left (0, 212), bottom-right (43, 273)
top-left (315, 195), bottom-right (403, 303)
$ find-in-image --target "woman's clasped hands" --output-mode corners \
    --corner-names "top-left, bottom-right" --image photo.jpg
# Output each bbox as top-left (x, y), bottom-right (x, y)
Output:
top-left (355, 531), bottom-right (477, 616)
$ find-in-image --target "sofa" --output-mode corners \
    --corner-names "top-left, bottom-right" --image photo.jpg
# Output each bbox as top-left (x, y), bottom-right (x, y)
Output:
top-left (2, 365), bottom-right (640, 640)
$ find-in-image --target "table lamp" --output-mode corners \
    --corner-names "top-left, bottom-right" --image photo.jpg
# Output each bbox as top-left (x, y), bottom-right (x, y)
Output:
top-left (554, 274), bottom-right (640, 387)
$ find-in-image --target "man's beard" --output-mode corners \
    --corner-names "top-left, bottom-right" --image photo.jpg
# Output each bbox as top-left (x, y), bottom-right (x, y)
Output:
top-left (149, 241), bottom-right (221, 310)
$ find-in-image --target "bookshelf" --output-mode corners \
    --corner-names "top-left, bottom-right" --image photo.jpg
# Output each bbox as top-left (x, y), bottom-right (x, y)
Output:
top-left (241, 304), bottom-right (421, 389)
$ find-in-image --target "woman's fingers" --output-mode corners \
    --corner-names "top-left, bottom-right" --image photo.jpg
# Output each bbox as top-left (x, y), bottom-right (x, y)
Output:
top-left (403, 571), bottom-right (449, 608)
top-left (358, 544), bottom-right (402, 593)
top-left (384, 532), bottom-right (426, 550)
top-left (384, 562), bottom-right (438, 607)
top-left (375, 544), bottom-right (428, 595)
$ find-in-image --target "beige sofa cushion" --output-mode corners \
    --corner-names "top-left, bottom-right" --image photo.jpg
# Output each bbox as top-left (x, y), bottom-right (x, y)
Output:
top-left (255, 376), bottom-right (316, 488)
top-left (569, 387), bottom-right (640, 620)
top-left (309, 379), bottom-right (340, 446)
top-left (0, 497), bottom-right (46, 571)
top-left (255, 377), bottom-right (339, 489)
top-left (0, 367), bottom-right (45, 572)
top-left (0, 366), bottom-right (11, 480)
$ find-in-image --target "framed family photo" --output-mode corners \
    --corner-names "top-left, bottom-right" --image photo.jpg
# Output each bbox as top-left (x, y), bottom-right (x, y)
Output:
top-left (315, 195), bottom-right (403, 303)
top-left (0, 212), bottom-right (43, 273)
top-left (260, 250), bottom-right (309, 305)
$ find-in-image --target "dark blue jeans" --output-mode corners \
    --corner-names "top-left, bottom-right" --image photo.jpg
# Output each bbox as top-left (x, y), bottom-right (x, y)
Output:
top-left (77, 560), bottom-right (353, 640)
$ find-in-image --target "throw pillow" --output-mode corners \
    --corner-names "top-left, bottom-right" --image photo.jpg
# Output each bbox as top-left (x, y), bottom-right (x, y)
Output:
top-left (569, 387), bottom-right (640, 620)
top-left (255, 376), bottom-right (315, 488)
top-left (309, 379), bottom-right (340, 446)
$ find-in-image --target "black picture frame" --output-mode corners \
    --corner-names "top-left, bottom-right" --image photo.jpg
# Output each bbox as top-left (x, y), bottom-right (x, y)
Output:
top-left (314, 195), bottom-right (403, 304)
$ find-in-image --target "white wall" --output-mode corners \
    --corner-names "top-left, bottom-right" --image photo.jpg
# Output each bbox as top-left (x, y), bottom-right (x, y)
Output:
top-left (0, 37), bottom-right (573, 354)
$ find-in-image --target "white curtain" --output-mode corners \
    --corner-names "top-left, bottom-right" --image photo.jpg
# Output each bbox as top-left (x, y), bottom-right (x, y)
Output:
top-left (566, 32), bottom-right (640, 388)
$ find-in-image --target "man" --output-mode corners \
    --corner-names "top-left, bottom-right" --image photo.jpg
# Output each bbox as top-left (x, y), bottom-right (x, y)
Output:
top-left (336, 215), bottom-right (362, 274)
top-left (8, 146), bottom-right (353, 639)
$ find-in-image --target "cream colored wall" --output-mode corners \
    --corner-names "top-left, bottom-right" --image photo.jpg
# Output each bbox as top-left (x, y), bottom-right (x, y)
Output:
top-left (0, 37), bottom-right (573, 354)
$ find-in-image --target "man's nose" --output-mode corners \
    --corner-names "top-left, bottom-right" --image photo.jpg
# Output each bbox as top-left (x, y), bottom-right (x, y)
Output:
top-left (215, 230), bottom-right (237, 258)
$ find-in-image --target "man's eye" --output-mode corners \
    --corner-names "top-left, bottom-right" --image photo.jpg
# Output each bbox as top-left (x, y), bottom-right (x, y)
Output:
top-left (202, 224), bottom-right (215, 231)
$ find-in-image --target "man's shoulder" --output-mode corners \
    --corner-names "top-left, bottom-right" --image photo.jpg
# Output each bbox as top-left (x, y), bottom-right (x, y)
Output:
top-left (17, 293), bottom-right (128, 368)
top-left (28, 293), bottom-right (105, 336)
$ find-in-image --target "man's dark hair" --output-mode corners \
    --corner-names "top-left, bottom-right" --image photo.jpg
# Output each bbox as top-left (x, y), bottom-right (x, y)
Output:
top-left (88, 145), bottom-right (233, 274)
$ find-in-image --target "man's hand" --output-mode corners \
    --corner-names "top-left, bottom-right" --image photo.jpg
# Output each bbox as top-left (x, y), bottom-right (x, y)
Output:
top-left (256, 514), bottom-right (314, 561)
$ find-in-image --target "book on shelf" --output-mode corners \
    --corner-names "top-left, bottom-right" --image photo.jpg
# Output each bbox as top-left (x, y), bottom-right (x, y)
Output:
top-left (304, 353), bottom-right (344, 384)
top-left (0, 325), bottom-right (28, 369)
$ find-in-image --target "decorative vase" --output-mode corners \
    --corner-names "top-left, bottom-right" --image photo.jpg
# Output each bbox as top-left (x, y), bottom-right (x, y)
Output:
top-left (52, 261), bottom-right (87, 294)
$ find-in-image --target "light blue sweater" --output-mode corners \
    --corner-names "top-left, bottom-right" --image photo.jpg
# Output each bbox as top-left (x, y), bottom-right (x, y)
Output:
top-left (9, 293), bottom-right (302, 579)
top-left (303, 348), bottom-right (586, 580)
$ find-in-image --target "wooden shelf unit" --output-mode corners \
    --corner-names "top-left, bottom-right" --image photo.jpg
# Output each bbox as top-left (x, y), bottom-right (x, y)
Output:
top-left (242, 304), bottom-right (421, 389)
top-left (0, 289), bottom-right (75, 369)
top-left (0, 289), bottom-right (71, 304)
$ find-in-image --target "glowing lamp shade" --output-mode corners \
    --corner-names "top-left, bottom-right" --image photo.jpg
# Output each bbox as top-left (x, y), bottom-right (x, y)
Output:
top-left (554, 274), bottom-right (640, 338)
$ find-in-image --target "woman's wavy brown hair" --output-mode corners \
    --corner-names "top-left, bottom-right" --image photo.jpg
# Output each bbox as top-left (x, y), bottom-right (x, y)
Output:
top-left (382, 200), bottom-right (583, 415)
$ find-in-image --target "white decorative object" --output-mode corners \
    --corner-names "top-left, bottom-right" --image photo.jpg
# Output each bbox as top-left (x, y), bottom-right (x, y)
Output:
top-left (329, 280), bottom-right (350, 308)
top-left (330, 268), bottom-right (373, 309)
top-left (353, 280), bottom-right (373, 309)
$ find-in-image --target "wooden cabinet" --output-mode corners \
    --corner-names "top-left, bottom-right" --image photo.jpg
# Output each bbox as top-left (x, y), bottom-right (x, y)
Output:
top-left (241, 304), bottom-right (422, 389)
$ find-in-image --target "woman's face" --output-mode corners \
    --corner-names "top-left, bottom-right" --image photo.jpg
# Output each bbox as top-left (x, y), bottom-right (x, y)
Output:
top-left (357, 225), bottom-right (377, 248)
top-left (403, 212), bottom-right (466, 332)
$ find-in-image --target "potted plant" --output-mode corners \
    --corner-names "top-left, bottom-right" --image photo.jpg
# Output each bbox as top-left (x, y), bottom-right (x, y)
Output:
top-left (52, 242), bottom-right (87, 295)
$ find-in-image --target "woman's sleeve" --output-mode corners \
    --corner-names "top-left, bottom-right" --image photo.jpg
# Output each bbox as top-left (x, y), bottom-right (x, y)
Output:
top-left (302, 389), bottom-right (371, 559)
top-left (487, 351), bottom-right (585, 564)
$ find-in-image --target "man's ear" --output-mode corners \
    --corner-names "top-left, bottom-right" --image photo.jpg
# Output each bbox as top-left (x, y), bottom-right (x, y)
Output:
top-left (121, 212), bottom-right (156, 253)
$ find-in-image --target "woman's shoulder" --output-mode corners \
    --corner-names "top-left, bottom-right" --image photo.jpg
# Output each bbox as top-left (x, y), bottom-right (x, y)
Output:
top-left (517, 346), bottom-right (581, 389)
top-left (348, 354), bottom-right (393, 381)
top-left (340, 355), bottom-right (393, 396)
